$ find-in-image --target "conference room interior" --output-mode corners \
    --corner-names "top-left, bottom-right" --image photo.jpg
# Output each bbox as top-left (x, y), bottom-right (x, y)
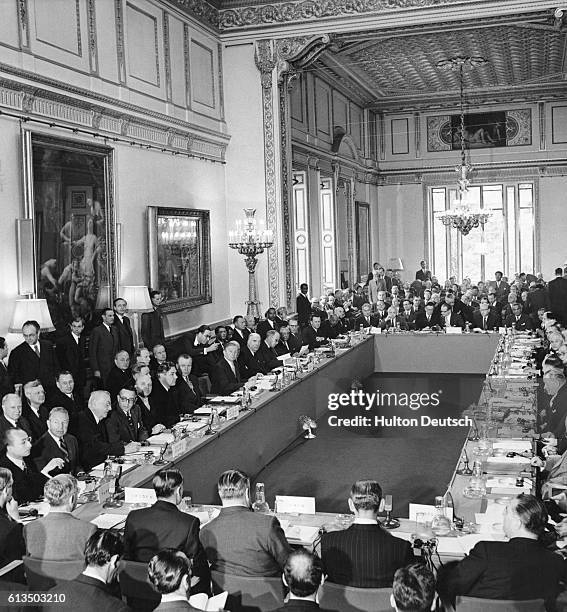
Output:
top-left (1, 0), bottom-right (567, 610)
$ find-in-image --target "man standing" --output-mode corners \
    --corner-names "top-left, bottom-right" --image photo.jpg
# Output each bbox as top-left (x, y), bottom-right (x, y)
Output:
top-left (141, 290), bottom-right (166, 350)
top-left (415, 260), bottom-right (432, 282)
top-left (45, 371), bottom-right (82, 436)
top-left (31, 407), bottom-right (80, 476)
top-left (231, 316), bottom-right (250, 349)
top-left (296, 284), bottom-right (311, 328)
top-left (56, 318), bottom-right (87, 402)
top-left (89, 309), bottom-right (119, 387)
top-left (490, 271), bottom-right (510, 302)
top-left (257, 308), bottom-right (280, 339)
top-left (113, 297), bottom-right (135, 356)
top-left (548, 267), bottom-right (567, 324)
top-left (8, 320), bottom-right (59, 388)
top-left (105, 350), bottom-right (134, 401)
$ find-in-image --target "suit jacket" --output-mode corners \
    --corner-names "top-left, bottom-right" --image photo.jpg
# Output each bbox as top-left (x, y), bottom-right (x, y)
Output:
top-left (415, 269), bottom-right (432, 282)
top-left (489, 280), bottom-right (510, 301)
top-left (23, 511), bottom-right (96, 561)
top-left (0, 453), bottom-right (47, 504)
top-left (231, 328), bottom-right (250, 349)
top-left (439, 312), bottom-right (465, 329)
top-left (413, 311), bottom-right (440, 330)
top-left (113, 315), bottom-right (134, 355)
top-left (257, 342), bottom-right (281, 371)
top-left (321, 523), bottom-right (413, 588)
top-left (105, 366), bottom-right (134, 402)
top-left (55, 332), bottom-right (87, 394)
top-left (45, 574), bottom-right (129, 612)
top-left (210, 358), bottom-right (244, 395)
top-left (238, 347), bottom-right (269, 380)
top-left (545, 383), bottom-right (567, 438)
top-left (124, 500), bottom-right (210, 587)
top-left (548, 277), bottom-right (567, 321)
top-left (0, 362), bottom-right (14, 401)
top-left (149, 382), bottom-right (180, 429)
top-left (275, 335), bottom-right (301, 357)
top-left (135, 395), bottom-right (158, 433)
top-left (401, 310), bottom-right (417, 330)
top-left (8, 340), bottom-right (59, 388)
top-left (178, 333), bottom-right (218, 376)
top-left (472, 310), bottom-right (501, 330)
top-left (504, 313), bottom-right (534, 331)
top-left (31, 431), bottom-right (80, 476)
top-left (275, 601), bottom-right (335, 612)
top-left (0, 415), bottom-right (32, 449)
top-left (353, 314), bottom-right (380, 329)
top-left (301, 326), bottom-right (328, 351)
top-left (173, 375), bottom-right (203, 415)
top-left (105, 406), bottom-right (148, 444)
top-left (296, 293), bottom-right (312, 327)
top-left (21, 404), bottom-right (48, 442)
top-left (154, 602), bottom-right (201, 612)
top-left (44, 388), bottom-right (82, 436)
top-left (442, 537), bottom-right (567, 611)
top-left (380, 315), bottom-right (409, 331)
top-left (0, 509), bottom-right (25, 573)
top-left (75, 409), bottom-right (125, 470)
top-left (88, 324), bottom-right (119, 383)
top-left (256, 319), bottom-right (279, 340)
top-left (141, 308), bottom-right (165, 351)
top-left (368, 278), bottom-right (387, 303)
top-left (200, 506), bottom-right (291, 577)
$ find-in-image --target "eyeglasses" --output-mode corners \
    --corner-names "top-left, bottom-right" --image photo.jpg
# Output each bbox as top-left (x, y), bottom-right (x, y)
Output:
top-left (118, 396), bottom-right (136, 403)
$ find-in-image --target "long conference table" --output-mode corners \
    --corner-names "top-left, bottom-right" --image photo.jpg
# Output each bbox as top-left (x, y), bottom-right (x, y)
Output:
top-left (74, 331), bottom-right (504, 529)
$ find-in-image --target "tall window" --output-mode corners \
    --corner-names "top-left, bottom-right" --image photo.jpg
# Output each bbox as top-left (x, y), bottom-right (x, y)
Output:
top-left (292, 171), bottom-right (310, 289)
top-left (430, 182), bottom-right (535, 282)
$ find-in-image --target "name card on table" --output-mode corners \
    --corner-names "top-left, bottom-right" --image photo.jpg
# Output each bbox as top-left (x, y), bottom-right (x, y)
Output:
top-left (370, 327), bottom-right (381, 334)
top-left (165, 438), bottom-right (189, 461)
top-left (97, 479), bottom-right (112, 504)
top-left (446, 326), bottom-right (462, 334)
top-left (124, 487), bottom-right (157, 505)
top-left (275, 495), bottom-right (316, 515)
top-left (409, 503), bottom-right (453, 523)
top-left (226, 405), bottom-right (239, 420)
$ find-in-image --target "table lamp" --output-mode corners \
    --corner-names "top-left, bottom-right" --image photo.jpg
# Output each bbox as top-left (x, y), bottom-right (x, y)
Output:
top-left (8, 299), bottom-right (55, 333)
top-left (119, 286), bottom-right (154, 348)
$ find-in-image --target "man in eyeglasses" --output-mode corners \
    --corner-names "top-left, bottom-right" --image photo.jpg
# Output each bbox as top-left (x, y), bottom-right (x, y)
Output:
top-left (106, 384), bottom-right (148, 445)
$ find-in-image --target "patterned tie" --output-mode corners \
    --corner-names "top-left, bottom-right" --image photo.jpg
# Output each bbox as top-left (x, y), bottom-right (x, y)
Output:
top-left (34, 344), bottom-right (40, 357)
top-left (59, 437), bottom-right (69, 460)
top-left (127, 412), bottom-right (135, 430)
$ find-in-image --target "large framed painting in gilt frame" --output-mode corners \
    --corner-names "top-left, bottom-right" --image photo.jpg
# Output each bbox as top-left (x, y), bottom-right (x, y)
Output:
top-left (22, 130), bottom-right (117, 329)
top-left (147, 207), bottom-right (212, 314)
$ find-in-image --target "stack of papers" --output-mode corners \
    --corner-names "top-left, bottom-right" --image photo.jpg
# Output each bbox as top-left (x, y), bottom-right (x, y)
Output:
top-left (147, 432), bottom-right (175, 445)
top-left (90, 513), bottom-right (127, 529)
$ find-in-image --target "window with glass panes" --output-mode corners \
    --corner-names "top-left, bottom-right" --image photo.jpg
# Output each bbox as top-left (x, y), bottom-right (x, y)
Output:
top-left (429, 183), bottom-right (534, 282)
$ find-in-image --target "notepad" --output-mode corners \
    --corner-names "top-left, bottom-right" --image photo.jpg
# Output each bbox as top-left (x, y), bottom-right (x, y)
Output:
top-left (90, 513), bottom-right (127, 529)
top-left (146, 432), bottom-right (175, 445)
top-left (189, 591), bottom-right (228, 611)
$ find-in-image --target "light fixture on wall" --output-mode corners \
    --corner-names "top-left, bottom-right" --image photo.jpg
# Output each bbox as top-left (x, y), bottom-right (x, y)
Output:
top-left (119, 286), bottom-right (154, 348)
top-left (8, 299), bottom-right (55, 333)
top-left (228, 209), bottom-right (274, 318)
top-left (158, 216), bottom-right (198, 298)
top-left (437, 56), bottom-right (491, 236)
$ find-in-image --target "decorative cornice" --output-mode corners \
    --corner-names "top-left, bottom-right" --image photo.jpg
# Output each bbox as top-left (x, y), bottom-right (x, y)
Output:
top-left (168, 0), bottom-right (220, 30)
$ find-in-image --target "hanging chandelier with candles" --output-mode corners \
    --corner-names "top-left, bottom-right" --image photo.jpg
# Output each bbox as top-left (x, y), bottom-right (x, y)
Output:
top-left (437, 56), bottom-right (491, 236)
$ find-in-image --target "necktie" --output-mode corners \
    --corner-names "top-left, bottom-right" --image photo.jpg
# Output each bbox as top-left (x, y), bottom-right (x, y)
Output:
top-left (127, 412), bottom-right (134, 430)
top-left (59, 437), bottom-right (69, 460)
top-left (483, 317), bottom-right (487, 330)
top-left (34, 345), bottom-right (40, 357)
top-left (186, 377), bottom-right (194, 392)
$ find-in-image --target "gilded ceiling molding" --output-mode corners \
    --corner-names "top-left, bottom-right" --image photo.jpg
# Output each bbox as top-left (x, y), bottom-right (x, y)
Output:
top-left (219, 0), bottom-right (459, 30)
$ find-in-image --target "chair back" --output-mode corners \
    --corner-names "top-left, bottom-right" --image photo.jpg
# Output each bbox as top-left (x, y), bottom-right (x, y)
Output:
top-left (319, 581), bottom-right (392, 612)
top-left (23, 557), bottom-right (84, 591)
top-left (118, 560), bottom-right (160, 612)
top-left (211, 570), bottom-right (284, 612)
top-left (456, 596), bottom-right (546, 611)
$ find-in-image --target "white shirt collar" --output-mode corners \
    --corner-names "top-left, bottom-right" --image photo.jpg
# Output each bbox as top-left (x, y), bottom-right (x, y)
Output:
top-left (353, 518), bottom-right (378, 525)
top-left (6, 454), bottom-right (25, 471)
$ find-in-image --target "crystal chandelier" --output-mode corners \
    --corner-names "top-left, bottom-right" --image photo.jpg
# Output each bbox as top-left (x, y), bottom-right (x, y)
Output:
top-left (437, 56), bottom-right (491, 236)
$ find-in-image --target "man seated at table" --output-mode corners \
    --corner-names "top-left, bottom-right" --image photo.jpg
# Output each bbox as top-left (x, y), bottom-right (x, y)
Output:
top-left (0, 394), bottom-right (31, 448)
top-left (76, 390), bottom-right (140, 470)
top-left (472, 301), bottom-right (501, 331)
top-left (504, 302), bottom-right (535, 331)
top-left (150, 362), bottom-right (181, 428)
top-left (275, 323), bottom-right (301, 357)
top-left (440, 493), bottom-right (567, 610)
top-left (381, 306), bottom-right (409, 331)
top-left (275, 549), bottom-right (332, 612)
top-left (45, 529), bottom-right (129, 612)
top-left (45, 371), bottom-right (83, 436)
top-left (0, 467), bottom-right (25, 582)
top-left (23, 474), bottom-right (96, 561)
top-left (0, 428), bottom-right (63, 503)
top-left (257, 330), bottom-right (282, 371)
top-left (302, 315), bottom-right (329, 351)
top-left (106, 384), bottom-right (148, 445)
top-left (391, 563), bottom-right (437, 612)
top-left (124, 468), bottom-right (210, 593)
top-left (320, 479), bottom-right (413, 588)
top-left (210, 342), bottom-right (245, 395)
top-left (438, 304), bottom-right (464, 329)
top-left (354, 303), bottom-right (379, 330)
top-left (148, 550), bottom-right (203, 611)
top-left (200, 468), bottom-right (291, 576)
top-left (239, 333), bottom-right (269, 380)
top-left (22, 380), bottom-right (49, 442)
top-left (173, 354), bottom-right (204, 415)
top-left (31, 407), bottom-right (81, 476)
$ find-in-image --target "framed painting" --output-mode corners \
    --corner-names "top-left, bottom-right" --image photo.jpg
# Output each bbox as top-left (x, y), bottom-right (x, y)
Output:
top-left (355, 201), bottom-right (371, 282)
top-left (22, 130), bottom-right (117, 329)
top-left (147, 206), bottom-right (212, 313)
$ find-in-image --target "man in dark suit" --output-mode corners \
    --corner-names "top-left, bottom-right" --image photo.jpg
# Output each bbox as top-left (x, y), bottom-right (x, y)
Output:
top-left (22, 380), bottom-right (49, 441)
top-left (288, 319), bottom-right (304, 350)
top-left (439, 304), bottom-right (464, 329)
top-left (257, 308), bottom-right (279, 340)
top-left (105, 350), bottom-right (134, 401)
top-left (302, 315), bottom-right (329, 351)
top-left (0, 467), bottom-right (25, 582)
top-left (210, 342), bottom-right (245, 395)
top-left (113, 297), bottom-right (135, 356)
top-left (296, 283), bottom-right (312, 328)
top-left (76, 390), bottom-right (140, 470)
top-left (238, 333), bottom-right (268, 380)
top-left (106, 384), bottom-right (148, 444)
top-left (176, 325), bottom-right (219, 377)
top-left (0, 428), bottom-right (62, 504)
top-left (275, 324), bottom-right (301, 356)
top-left (415, 260), bottom-right (432, 283)
top-left (0, 394), bottom-right (32, 447)
top-left (548, 267), bottom-right (567, 324)
top-left (413, 302), bottom-right (440, 330)
top-left (55, 318), bottom-right (87, 403)
top-left (540, 371), bottom-right (567, 440)
top-left (321, 479), bottom-right (413, 588)
top-left (150, 362), bottom-right (180, 428)
top-left (45, 529), bottom-right (129, 612)
top-left (31, 406), bottom-right (81, 476)
top-left (354, 303), bottom-right (379, 330)
top-left (124, 469), bottom-right (210, 592)
top-left (401, 301), bottom-right (417, 330)
top-left (8, 320), bottom-right (59, 389)
top-left (89, 309), bottom-right (119, 387)
top-left (275, 550), bottom-right (333, 612)
top-left (472, 302), bottom-right (501, 331)
top-left (201, 469), bottom-right (291, 576)
top-left (380, 306), bottom-right (409, 331)
top-left (257, 330), bottom-right (282, 371)
top-left (231, 315), bottom-right (250, 349)
top-left (173, 355), bottom-right (203, 415)
top-left (0, 338), bottom-right (14, 402)
top-left (45, 371), bottom-right (82, 436)
top-left (23, 473), bottom-right (95, 561)
top-left (148, 550), bottom-right (203, 612)
top-left (141, 290), bottom-right (166, 351)
top-left (134, 373), bottom-right (164, 434)
top-left (489, 271), bottom-right (510, 302)
top-left (441, 494), bottom-right (567, 610)
top-left (504, 303), bottom-right (534, 331)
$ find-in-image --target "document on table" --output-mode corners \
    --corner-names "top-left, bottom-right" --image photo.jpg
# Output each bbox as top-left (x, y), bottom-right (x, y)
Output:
top-left (189, 591), bottom-right (228, 611)
top-left (146, 432), bottom-right (175, 445)
top-left (208, 396), bottom-right (240, 404)
top-left (90, 513), bottom-right (127, 529)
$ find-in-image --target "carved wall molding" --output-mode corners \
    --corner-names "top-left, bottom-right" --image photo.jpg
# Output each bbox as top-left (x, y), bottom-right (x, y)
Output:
top-left (87, 0), bottom-right (99, 75)
top-left (0, 80), bottom-right (228, 162)
top-left (115, 0), bottom-right (126, 84)
top-left (18, 0), bottom-right (30, 49)
top-left (168, 0), bottom-right (219, 31)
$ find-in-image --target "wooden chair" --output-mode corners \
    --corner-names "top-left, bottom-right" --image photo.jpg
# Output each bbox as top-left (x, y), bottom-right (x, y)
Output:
top-left (211, 570), bottom-right (284, 612)
top-left (117, 560), bottom-right (161, 612)
top-left (455, 596), bottom-right (546, 611)
top-left (23, 557), bottom-right (84, 591)
top-left (319, 581), bottom-right (392, 612)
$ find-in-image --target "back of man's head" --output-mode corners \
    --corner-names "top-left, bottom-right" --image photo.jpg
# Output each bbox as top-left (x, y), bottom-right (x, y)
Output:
top-left (148, 549), bottom-right (191, 595)
top-left (512, 493), bottom-right (548, 538)
top-left (153, 469), bottom-right (183, 499)
top-left (84, 529), bottom-right (123, 568)
top-left (350, 479), bottom-right (382, 513)
top-left (391, 563), bottom-right (436, 612)
top-left (217, 469), bottom-right (249, 501)
top-left (44, 474), bottom-right (77, 508)
top-left (283, 549), bottom-right (323, 598)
